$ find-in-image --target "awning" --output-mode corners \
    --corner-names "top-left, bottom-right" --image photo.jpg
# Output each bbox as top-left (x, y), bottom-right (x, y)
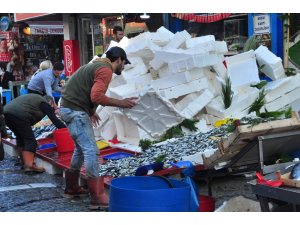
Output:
top-left (171, 13), bottom-right (232, 23)
top-left (14, 13), bottom-right (51, 22)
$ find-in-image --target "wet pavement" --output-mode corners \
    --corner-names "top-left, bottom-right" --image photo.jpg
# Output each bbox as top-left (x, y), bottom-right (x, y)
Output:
top-left (0, 154), bottom-right (105, 212)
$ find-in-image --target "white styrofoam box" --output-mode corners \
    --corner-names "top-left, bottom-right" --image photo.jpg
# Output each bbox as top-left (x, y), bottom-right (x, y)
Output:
top-left (158, 78), bottom-right (208, 100)
top-left (113, 111), bottom-right (141, 145)
top-left (206, 87), bottom-right (259, 119)
top-left (157, 26), bottom-right (175, 39)
top-left (118, 36), bottom-right (129, 49)
top-left (185, 35), bottom-right (215, 49)
top-left (262, 87), bottom-right (300, 112)
top-left (163, 30), bottom-right (191, 50)
top-left (168, 53), bottom-right (222, 73)
top-left (123, 90), bottom-right (184, 138)
top-left (175, 89), bottom-right (214, 119)
top-left (213, 41), bottom-right (228, 54)
top-left (100, 119), bottom-right (117, 141)
top-left (109, 83), bottom-right (149, 100)
top-left (151, 68), bottom-right (206, 90)
top-left (215, 196), bottom-right (262, 212)
top-left (254, 45), bottom-right (286, 80)
top-left (226, 50), bottom-right (260, 88)
top-left (264, 75), bottom-right (300, 102)
top-left (212, 61), bottom-right (227, 80)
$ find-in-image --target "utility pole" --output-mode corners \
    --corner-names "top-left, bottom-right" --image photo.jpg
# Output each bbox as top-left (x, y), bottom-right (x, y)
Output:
top-left (283, 13), bottom-right (290, 68)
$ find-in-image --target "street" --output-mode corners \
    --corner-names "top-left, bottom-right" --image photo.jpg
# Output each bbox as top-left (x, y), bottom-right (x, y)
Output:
top-left (0, 154), bottom-right (106, 212)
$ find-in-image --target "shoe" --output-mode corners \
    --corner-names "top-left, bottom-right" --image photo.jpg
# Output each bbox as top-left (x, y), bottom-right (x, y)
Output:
top-left (87, 177), bottom-right (109, 210)
top-left (64, 170), bottom-right (89, 198)
top-left (22, 151), bottom-right (45, 173)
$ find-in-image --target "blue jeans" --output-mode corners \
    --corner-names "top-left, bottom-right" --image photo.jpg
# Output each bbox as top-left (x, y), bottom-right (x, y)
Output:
top-left (59, 108), bottom-right (99, 178)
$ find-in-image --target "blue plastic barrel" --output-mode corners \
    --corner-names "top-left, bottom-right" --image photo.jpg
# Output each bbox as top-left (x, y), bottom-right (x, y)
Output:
top-left (109, 176), bottom-right (191, 212)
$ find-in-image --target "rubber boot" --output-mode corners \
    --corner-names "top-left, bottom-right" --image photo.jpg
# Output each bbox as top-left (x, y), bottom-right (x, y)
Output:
top-left (87, 177), bottom-right (109, 210)
top-left (64, 170), bottom-right (89, 198)
top-left (22, 151), bottom-right (45, 173)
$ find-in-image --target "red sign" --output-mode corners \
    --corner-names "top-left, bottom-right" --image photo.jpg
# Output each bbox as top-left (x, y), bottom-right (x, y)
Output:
top-left (63, 40), bottom-right (80, 76)
top-left (172, 13), bottom-right (232, 23)
top-left (14, 13), bottom-right (50, 22)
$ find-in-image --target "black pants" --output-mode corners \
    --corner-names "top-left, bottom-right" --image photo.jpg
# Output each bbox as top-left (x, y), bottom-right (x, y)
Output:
top-left (4, 113), bottom-right (37, 153)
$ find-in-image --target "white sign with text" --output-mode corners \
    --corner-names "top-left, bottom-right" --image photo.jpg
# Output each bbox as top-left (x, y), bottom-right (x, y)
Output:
top-left (254, 14), bottom-right (270, 34)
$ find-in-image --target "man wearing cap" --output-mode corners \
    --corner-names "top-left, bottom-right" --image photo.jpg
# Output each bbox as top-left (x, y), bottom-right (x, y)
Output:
top-left (60, 46), bottom-right (137, 210)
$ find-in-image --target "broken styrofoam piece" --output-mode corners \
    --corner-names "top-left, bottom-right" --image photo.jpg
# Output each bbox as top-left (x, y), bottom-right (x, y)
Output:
top-left (123, 90), bottom-right (184, 139)
top-left (146, 31), bottom-right (172, 47)
top-left (124, 73), bottom-right (153, 86)
top-left (151, 68), bottom-right (206, 90)
top-left (254, 45), bottom-right (286, 80)
top-left (264, 74), bottom-right (300, 102)
top-left (226, 50), bottom-right (260, 88)
top-left (175, 89), bottom-right (214, 119)
top-left (163, 30), bottom-right (191, 50)
top-left (185, 35), bottom-right (215, 49)
top-left (168, 53), bottom-right (222, 73)
top-left (206, 88), bottom-right (259, 119)
top-left (108, 74), bottom-right (126, 90)
top-left (197, 113), bottom-right (222, 125)
top-left (109, 83), bottom-right (150, 100)
top-left (149, 56), bottom-right (166, 70)
top-left (262, 87), bottom-right (300, 112)
top-left (122, 62), bottom-right (148, 79)
top-left (212, 61), bottom-right (228, 80)
top-left (113, 111), bottom-right (151, 146)
top-left (158, 78), bottom-right (208, 100)
top-left (182, 152), bottom-right (204, 165)
top-left (215, 196), bottom-right (262, 212)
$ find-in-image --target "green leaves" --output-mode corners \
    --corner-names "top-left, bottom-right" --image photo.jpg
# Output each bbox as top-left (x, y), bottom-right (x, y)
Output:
top-left (221, 78), bottom-right (233, 109)
top-left (250, 80), bottom-right (267, 89)
top-left (248, 90), bottom-right (266, 116)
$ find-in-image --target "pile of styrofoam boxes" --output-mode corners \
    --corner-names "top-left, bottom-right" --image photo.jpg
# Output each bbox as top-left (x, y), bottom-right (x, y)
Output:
top-left (93, 26), bottom-right (298, 148)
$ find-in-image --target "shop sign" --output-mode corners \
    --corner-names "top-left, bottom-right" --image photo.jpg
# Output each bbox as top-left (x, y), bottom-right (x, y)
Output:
top-left (253, 14), bottom-right (270, 34)
top-left (0, 16), bottom-right (12, 31)
top-left (63, 40), bottom-right (80, 76)
top-left (30, 25), bottom-right (64, 35)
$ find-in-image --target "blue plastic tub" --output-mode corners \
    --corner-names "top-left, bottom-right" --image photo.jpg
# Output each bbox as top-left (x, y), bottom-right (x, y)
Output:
top-left (103, 152), bottom-right (133, 160)
top-left (109, 176), bottom-right (191, 212)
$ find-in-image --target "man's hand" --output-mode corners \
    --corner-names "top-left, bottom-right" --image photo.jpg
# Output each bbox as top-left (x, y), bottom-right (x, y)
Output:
top-left (90, 113), bottom-right (101, 127)
top-left (120, 97), bottom-right (139, 108)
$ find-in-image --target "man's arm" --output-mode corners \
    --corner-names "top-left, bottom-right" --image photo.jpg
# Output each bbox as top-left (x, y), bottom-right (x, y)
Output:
top-left (90, 67), bottom-right (137, 108)
top-left (43, 75), bottom-right (54, 97)
top-left (39, 102), bottom-right (66, 129)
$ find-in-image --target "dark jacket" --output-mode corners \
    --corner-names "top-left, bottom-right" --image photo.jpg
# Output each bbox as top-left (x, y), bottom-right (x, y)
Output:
top-left (0, 71), bottom-right (15, 89)
top-left (4, 94), bottom-right (65, 128)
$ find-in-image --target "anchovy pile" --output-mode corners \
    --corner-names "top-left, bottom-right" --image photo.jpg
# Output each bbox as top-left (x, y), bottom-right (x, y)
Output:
top-left (33, 124), bottom-right (57, 139)
top-left (99, 126), bottom-right (229, 177)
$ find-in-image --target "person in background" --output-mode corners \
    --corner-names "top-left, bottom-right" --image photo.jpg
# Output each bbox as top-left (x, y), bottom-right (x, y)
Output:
top-left (60, 46), bottom-right (137, 210)
top-left (27, 62), bottom-right (64, 98)
top-left (32, 60), bottom-right (53, 77)
top-left (0, 62), bottom-right (15, 90)
top-left (112, 25), bottom-right (124, 43)
top-left (4, 94), bottom-right (66, 172)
